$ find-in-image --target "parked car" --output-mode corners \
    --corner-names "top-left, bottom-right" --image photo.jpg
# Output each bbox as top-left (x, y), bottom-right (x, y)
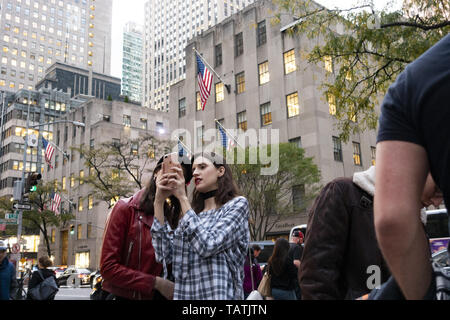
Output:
top-left (89, 270), bottom-right (101, 289)
top-left (249, 240), bottom-right (275, 270)
top-left (57, 267), bottom-right (92, 287)
top-left (48, 266), bottom-right (67, 279)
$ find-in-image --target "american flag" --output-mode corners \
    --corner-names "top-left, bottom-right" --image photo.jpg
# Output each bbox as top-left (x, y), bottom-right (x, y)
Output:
top-left (51, 193), bottom-right (61, 215)
top-left (196, 53), bottom-right (213, 110)
top-left (218, 126), bottom-right (235, 151)
top-left (42, 137), bottom-right (55, 169)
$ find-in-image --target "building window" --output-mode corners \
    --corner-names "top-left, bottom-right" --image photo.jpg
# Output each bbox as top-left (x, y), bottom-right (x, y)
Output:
top-left (79, 170), bottom-right (84, 185)
top-left (178, 98), bottom-right (186, 117)
top-left (88, 194), bottom-right (93, 210)
top-left (215, 82), bottom-right (224, 102)
top-left (258, 61), bottom-right (269, 85)
top-left (196, 92), bottom-right (202, 111)
top-left (140, 118), bottom-right (147, 130)
top-left (78, 197), bottom-right (83, 212)
top-left (371, 146), bottom-right (376, 166)
top-left (77, 224), bottom-right (82, 239)
top-left (284, 49), bottom-right (296, 74)
top-left (215, 43), bottom-right (222, 67)
top-left (324, 55), bottom-right (333, 73)
top-left (333, 136), bottom-right (343, 162)
top-left (131, 142), bottom-right (138, 155)
top-left (260, 102), bottom-right (272, 126)
top-left (70, 173), bottom-right (75, 188)
top-left (87, 223), bottom-right (93, 238)
top-left (286, 92), bottom-right (300, 118)
top-left (328, 93), bottom-right (336, 115)
top-left (292, 184), bottom-right (305, 209)
top-left (257, 20), bottom-right (266, 47)
top-left (235, 72), bottom-right (245, 94)
top-left (289, 137), bottom-right (302, 149)
top-left (234, 32), bottom-right (243, 57)
top-left (196, 125), bottom-right (204, 147)
top-left (62, 176), bottom-right (66, 190)
top-left (123, 115), bottom-right (131, 127)
top-left (237, 111), bottom-right (247, 132)
top-left (51, 229), bottom-right (56, 243)
top-left (353, 142), bottom-right (362, 166)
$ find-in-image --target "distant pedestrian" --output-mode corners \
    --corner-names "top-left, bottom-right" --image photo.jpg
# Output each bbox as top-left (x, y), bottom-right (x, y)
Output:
top-left (289, 230), bottom-right (304, 299)
top-left (27, 256), bottom-right (57, 300)
top-left (263, 238), bottom-right (298, 300)
top-left (0, 240), bottom-right (17, 300)
top-left (252, 244), bottom-right (262, 261)
top-left (243, 248), bottom-right (263, 299)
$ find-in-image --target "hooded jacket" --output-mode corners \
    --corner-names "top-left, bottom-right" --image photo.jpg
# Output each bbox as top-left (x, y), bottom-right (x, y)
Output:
top-left (100, 189), bottom-right (163, 300)
top-left (0, 257), bottom-right (17, 300)
top-left (299, 167), bottom-right (390, 299)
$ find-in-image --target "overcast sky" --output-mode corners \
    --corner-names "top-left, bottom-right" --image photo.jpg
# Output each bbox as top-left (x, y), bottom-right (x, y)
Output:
top-left (110, 0), bottom-right (402, 78)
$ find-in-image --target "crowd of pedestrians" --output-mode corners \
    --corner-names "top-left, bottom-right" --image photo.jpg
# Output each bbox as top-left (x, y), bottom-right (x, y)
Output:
top-left (1, 34), bottom-right (448, 302)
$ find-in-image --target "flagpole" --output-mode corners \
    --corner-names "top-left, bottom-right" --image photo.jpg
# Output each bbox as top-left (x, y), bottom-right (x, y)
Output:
top-left (193, 47), bottom-right (231, 94)
top-left (214, 119), bottom-right (244, 149)
top-left (177, 137), bottom-right (192, 155)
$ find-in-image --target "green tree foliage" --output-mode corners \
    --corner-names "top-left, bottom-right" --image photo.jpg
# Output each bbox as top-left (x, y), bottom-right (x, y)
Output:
top-left (231, 143), bottom-right (321, 240)
top-left (273, 0), bottom-right (450, 141)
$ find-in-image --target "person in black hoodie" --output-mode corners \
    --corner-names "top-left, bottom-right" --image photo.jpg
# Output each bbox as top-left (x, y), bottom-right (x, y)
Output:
top-left (263, 238), bottom-right (298, 300)
top-left (27, 256), bottom-right (57, 300)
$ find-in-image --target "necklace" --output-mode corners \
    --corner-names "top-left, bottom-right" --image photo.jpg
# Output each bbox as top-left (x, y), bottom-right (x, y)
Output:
top-left (200, 189), bottom-right (218, 200)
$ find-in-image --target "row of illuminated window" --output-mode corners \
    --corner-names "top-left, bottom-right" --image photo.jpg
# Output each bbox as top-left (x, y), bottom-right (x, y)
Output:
top-left (332, 136), bottom-right (376, 166)
top-left (180, 91), bottom-right (301, 121)
top-left (2, 126), bottom-right (52, 140)
top-left (4, 0), bottom-right (86, 11)
top-left (121, 115), bottom-right (165, 133)
top-left (2, 31), bottom-right (90, 51)
top-left (1, 55), bottom-right (84, 72)
top-left (3, 15), bottom-right (87, 36)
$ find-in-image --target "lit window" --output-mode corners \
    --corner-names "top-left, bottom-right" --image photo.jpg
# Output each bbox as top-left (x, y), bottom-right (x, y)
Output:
top-left (371, 146), bottom-right (376, 166)
top-left (215, 82), bottom-right (224, 102)
top-left (123, 115), bottom-right (131, 127)
top-left (324, 56), bottom-right (333, 73)
top-left (328, 93), bottom-right (336, 115)
top-left (260, 102), bottom-right (272, 126)
top-left (353, 142), bottom-right (362, 166)
top-left (284, 49), bottom-right (296, 74)
top-left (237, 111), bottom-right (247, 131)
top-left (196, 92), bottom-right (202, 111)
top-left (78, 197), bottom-right (83, 211)
top-left (62, 176), bottom-right (66, 190)
top-left (286, 92), bottom-right (300, 118)
top-left (235, 72), bottom-right (245, 94)
top-left (88, 195), bottom-right (93, 210)
top-left (258, 61), bottom-right (269, 85)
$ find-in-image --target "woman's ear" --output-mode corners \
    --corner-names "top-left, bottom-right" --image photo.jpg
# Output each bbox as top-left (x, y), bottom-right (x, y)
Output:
top-left (218, 166), bottom-right (225, 178)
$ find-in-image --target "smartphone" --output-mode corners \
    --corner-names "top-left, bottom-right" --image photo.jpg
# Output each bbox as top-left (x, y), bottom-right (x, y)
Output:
top-left (162, 153), bottom-right (179, 174)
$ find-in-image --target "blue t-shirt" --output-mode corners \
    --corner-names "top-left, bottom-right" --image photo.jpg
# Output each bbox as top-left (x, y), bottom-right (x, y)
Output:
top-left (377, 34), bottom-right (450, 205)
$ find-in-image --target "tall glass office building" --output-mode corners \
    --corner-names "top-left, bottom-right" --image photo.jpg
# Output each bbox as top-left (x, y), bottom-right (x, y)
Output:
top-left (121, 22), bottom-right (143, 105)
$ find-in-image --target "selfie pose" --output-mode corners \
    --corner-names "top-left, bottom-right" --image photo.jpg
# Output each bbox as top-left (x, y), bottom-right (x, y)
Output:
top-left (100, 155), bottom-right (191, 300)
top-left (152, 152), bottom-right (250, 300)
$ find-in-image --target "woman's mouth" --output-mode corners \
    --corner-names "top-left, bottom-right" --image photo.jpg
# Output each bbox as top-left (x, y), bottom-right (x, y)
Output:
top-left (195, 178), bottom-right (202, 185)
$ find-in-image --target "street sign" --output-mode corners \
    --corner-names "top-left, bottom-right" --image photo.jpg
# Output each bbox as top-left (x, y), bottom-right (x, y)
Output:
top-left (11, 243), bottom-right (20, 254)
top-left (13, 203), bottom-right (31, 210)
top-left (5, 213), bottom-right (19, 219)
top-left (0, 218), bottom-right (18, 225)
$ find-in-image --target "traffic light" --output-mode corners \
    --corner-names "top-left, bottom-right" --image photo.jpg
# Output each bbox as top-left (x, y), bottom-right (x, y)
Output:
top-left (69, 225), bottom-right (75, 235)
top-left (25, 172), bottom-right (42, 193)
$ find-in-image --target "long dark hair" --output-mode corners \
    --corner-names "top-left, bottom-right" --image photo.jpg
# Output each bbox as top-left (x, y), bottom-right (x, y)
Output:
top-left (139, 161), bottom-right (182, 229)
top-left (267, 238), bottom-right (290, 276)
top-left (191, 152), bottom-right (240, 213)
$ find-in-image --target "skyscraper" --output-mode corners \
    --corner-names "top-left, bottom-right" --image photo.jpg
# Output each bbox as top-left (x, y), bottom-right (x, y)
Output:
top-left (0, 0), bottom-right (112, 92)
top-left (122, 22), bottom-right (143, 104)
top-left (143, 0), bottom-right (255, 111)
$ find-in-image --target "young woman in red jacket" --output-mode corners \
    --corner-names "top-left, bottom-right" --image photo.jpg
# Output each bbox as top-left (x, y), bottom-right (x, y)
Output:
top-left (100, 155), bottom-right (191, 300)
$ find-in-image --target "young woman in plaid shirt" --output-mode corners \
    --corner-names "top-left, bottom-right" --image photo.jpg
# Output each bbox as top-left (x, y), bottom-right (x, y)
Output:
top-left (152, 152), bottom-right (250, 300)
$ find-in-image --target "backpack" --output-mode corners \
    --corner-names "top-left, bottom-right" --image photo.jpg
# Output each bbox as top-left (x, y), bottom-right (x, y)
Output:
top-left (28, 270), bottom-right (59, 300)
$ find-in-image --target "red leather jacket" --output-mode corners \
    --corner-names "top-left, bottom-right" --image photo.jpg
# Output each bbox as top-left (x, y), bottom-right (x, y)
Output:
top-left (100, 189), bottom-right (163, 300)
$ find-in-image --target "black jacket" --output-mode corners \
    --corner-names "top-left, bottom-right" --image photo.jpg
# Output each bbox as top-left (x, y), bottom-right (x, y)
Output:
top-left (299, 177), bottom-right (390, 300)
top-left (26, 268), bottom-right (57, 300)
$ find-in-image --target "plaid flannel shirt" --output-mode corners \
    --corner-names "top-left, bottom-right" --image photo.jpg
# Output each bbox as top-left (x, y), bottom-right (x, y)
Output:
top-left (151, 196), bottom-right (250, 300)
